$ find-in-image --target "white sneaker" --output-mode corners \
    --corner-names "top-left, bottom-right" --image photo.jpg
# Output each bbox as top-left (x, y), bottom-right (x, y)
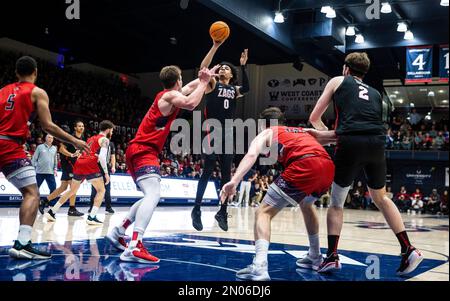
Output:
top-left (397, 247), bottom-right (424, 276)
top-left (296, 253), bottom-right (323, 271)
top-left (106, 227), bottom-right (128, 251)
top-left (236, 262), bottom-right (270, 281)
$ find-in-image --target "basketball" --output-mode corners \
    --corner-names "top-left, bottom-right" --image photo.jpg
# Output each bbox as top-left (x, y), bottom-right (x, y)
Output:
top-left (209, 21), bottom-right (230, 43)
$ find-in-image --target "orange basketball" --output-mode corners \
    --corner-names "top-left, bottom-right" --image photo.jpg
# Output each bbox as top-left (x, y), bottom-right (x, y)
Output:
top-left (209, 21), bottom-right (230, 43)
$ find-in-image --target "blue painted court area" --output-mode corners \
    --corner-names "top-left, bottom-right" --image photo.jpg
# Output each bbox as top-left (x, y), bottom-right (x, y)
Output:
top-left (0, 234), bottom-right (446, 281)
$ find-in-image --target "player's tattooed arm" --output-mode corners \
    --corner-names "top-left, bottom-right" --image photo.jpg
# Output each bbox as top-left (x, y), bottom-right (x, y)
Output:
top-left (98, 137), bottom-right (110, 175)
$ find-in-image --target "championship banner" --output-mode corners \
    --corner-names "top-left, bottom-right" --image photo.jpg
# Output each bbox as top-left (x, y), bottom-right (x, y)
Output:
top-left (406, 46), bottom-right (433, 84)
top-left (0, 172), bottom-right (219, 204)
top-left (439, 45), bottom-right (449, 83)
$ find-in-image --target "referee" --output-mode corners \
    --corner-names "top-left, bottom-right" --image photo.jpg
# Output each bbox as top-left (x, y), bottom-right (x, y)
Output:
top-left (308, 52), bottom-right (423, 275)
top-left (191, 40), bottom-right (249, 232)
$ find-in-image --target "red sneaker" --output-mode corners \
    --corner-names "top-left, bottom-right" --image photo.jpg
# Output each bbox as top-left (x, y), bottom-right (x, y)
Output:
top-left (120, 241), bottom-right (160, 264)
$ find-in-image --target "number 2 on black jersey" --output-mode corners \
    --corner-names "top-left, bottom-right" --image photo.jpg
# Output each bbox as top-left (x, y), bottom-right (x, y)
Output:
top-left (358, 86), bottom-right (369, 101)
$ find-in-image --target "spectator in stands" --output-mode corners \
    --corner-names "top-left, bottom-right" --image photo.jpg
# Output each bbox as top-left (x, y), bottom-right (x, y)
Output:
top-left (426, 189), bottom-right (441, 214)
top-left (401, 132), bottom-right (413, 150)
top-left (410, 188), bottom-right (423, 203)
top-left (440, 190), bottom-right (448, 215)
top-left (316, 189), bottom-right (331, 208)
top-left (429, 125), bottom-right (438, 138)
top-left (434, 131), bottom-right (445, 150)
top-left (395, 186), bottom-right (410, 212)
top-left (249, 182), bottom-right (263, 207)
top-left (422, 133), bottom-right (433, 150)
top-left (393, 131), bottom-right (402, 150)
top-left (414, 132), bottom-right (423, 150)
top-left (409, 108), bottom-right (422, 130)
top-left (411, 193), bottom-right (424, 214)
top-left (350, 181), bottom-right (365, 209)
top-left (386, 186), bottom-right (394, 200)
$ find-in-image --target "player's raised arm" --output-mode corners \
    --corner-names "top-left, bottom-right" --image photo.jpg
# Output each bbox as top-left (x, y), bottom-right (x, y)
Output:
top-left (33, 87), bottom-right (89, 153)
top-left (236, 49), bottom-right (250, 98)
top-left (164, 66), bottom-right (219, 111)
top-left (309, 76), bottom-right (343, 131)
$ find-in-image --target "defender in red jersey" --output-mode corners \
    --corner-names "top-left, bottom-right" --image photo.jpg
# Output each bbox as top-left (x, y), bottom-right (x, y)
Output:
top-left (106, 65), bottom-right (219, 263)
top-left (0, 56), bottom-right (88, 260)
top-left (44, 120), bottom-right (115, 226)
top-left (221, 107), bottom-right (336, 281)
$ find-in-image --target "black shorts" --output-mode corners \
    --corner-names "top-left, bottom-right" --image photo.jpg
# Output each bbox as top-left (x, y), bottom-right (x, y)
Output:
top-left (334, 135), bottom-right (386, 189)
top-left (61, 164), bottom-right (74, 181)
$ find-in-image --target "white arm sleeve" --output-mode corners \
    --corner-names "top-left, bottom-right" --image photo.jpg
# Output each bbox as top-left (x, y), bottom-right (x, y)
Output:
top-left (99, 146), bottom-right (109, 174)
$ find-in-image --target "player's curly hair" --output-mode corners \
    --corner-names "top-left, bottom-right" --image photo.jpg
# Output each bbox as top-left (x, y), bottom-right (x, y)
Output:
top-left (260, 107), bottom-right (286, 127)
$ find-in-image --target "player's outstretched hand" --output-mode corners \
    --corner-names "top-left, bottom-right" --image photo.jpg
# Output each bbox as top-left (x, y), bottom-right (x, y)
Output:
top-left (74, 139), bottom-right (90, 154)
top-left (199, 65), bottom-right (220, 83)
top-left (105, 174), bottom-right (110, 185)
top-left (221, 181), bottom-right (238, 199)
top-left (240, 49), bottom-right (248, 66)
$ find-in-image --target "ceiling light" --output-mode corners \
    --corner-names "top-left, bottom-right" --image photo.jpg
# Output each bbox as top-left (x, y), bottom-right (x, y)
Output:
top-left (439, 90), bottom-right (445, 93)
top-left (274, 12), bottom-right (285, 23)
top-left (326, 7), bottom-right (336, 18)
top-left (346, 26), bottom-right (356, 36)
top-left (428, 91), bottom-right (435, 97)
top-left (410, 103), bottom-right (415, 107)
top-left (442, 100), bottom-right (449, 104)
top-left (397, 22), bottom-right (408, 32)
top-left (441, 0), bottom-right (449, 7)
top-left (355, 34), bottom-right (365, 44)
top-left (321, 6), bottom-right (331, 13)
top-left (404, 30), bottom-right (414, 40)
top-left (381, 2), bottom-right (392, 13)
top-left (398, 99), bottom-right (404, 104)
top-left (390, 94), bottom-right (397, 98)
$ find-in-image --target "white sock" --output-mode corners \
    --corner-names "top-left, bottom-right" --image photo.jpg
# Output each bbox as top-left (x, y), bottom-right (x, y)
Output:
top-left (89, 206), bottom-right (99, 218)
top-left (254, 239), bottom-right (269, 265)
top-left (51, 201), bottom-right (62, 213)
top-left (18, 225), bottom-right (33, 245)
top-left (308, 233), bottom-right (321, 258)
top-left (131, 177), bottom-right (160, 245)
top-left (129, 231), bottom-right (144, 249)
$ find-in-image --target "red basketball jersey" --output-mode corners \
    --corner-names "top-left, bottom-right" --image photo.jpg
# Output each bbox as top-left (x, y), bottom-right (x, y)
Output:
top-left (130, 90), bottom-right (180, 153)
top-left (80, 134), bottom-right (104, 160)
top-left (271, 126), bottom-right (331, 167)
top-left (0, 82), bottom-right (35, 140)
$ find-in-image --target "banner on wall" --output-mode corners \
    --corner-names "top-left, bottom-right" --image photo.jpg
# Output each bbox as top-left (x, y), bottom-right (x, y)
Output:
top-left (406, 46), bottom-right (433, 84)
top-left (439, 45), bottom-right (449, 83)
top-left (0, 172), bottom-right (219, 204)
top-left (264, 76), bottom-right (328, 119)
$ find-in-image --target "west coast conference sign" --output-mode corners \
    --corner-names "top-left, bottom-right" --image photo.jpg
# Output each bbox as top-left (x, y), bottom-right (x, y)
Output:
top-left (262, 63), bottom-right (329, 119)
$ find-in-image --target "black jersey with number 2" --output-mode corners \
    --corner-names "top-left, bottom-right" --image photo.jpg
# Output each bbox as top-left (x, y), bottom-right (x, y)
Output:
top-left (333, 76), bottom-right (386, 136)
top-left (204, 82), bottom-right (238, 123)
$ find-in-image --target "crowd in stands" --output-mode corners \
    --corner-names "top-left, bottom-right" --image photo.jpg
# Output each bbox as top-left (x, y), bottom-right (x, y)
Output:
top-left (385, 112), bottom-right (449, 151)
